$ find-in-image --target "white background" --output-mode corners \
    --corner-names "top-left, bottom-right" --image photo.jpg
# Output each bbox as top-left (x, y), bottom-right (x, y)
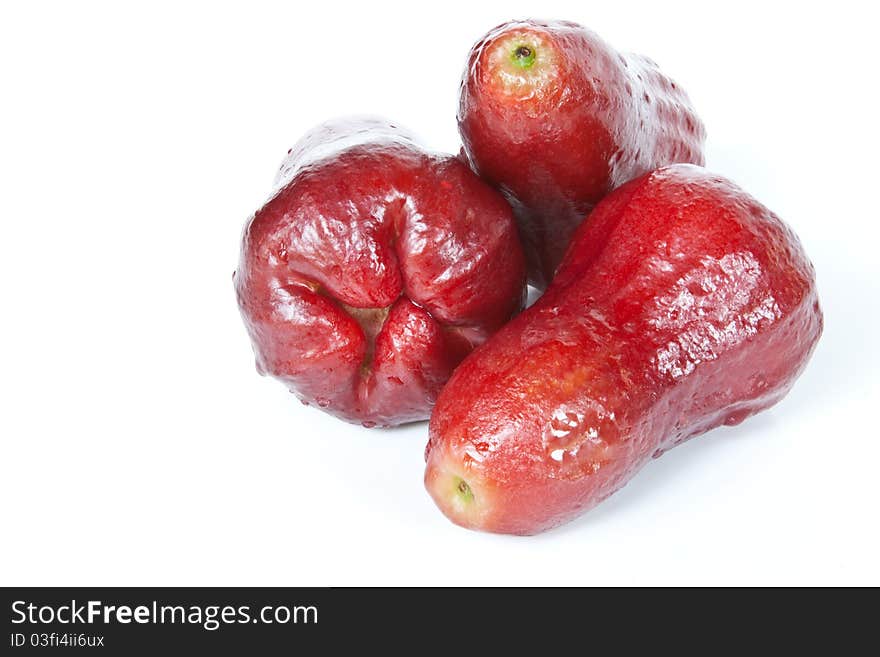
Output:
top-left (2, 0), bottom-right (878, 586)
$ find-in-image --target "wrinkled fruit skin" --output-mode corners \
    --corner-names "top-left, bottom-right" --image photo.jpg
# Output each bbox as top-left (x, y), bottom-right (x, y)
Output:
top-left (425, 165), bottom-right (822, 534)
top-left (458, 19), bottom-right (706, 288)
top-left (235, 118), bottom-right (526, 427)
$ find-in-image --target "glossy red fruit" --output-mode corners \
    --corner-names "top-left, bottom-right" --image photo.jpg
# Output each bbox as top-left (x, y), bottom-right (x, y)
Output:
top-left (425, 165), bottom-right (822, 534)
top-left (235, 118), bottom-right (526, 427)
top-left (459, 19), bottom-right (706, 288)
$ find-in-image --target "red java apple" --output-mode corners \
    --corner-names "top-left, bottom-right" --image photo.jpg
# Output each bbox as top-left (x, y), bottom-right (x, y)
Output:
top-left (459, 19), bottom-right (706, 288)
top-left (235, 118), bottom-right (526, 427)
top-left (425, 165), bottom-right (822, 534)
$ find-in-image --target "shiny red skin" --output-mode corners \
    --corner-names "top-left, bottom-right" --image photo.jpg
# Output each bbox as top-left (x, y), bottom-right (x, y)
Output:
top-left (235, 118), bottom-right (526, 427)
top-left (458, 19), bottom-right (706, 288)
top-left (425, 165), bottom-right (823, 534)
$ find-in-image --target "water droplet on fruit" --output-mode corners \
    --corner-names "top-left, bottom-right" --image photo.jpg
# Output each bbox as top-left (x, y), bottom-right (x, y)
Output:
top-left (724, 411), bottom-right (748, 426)
top-left (362, 420), bottom-right (377, 428)
top-left (316, 397), bottom-right (330, 408)
top-left (543, 406), bottom-right (615, 477)
top-left (548, 408), bottom-right (583, 439)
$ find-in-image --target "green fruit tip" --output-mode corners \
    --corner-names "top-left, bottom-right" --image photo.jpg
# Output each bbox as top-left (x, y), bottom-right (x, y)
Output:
top-left (454, 477), bottom-right (474, 504)
top-left (511, 44), bottom-right (536, 69)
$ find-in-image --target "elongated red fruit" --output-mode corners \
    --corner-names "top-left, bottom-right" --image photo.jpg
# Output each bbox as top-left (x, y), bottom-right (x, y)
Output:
top-left (425, 165), bottom-right (822, 534)
top-left (459, 19), bottom-right (706, 287)
top-left (235, 118), bottom-right (526, 427)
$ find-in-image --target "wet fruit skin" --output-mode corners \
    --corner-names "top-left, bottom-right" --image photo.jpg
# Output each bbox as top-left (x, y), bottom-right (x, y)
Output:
top-left (425, 165), bottom-right (823, 534)
top-left (458, 19), bottom-right (706, 288)
top-left (234, 118), bottom-right (526, 427)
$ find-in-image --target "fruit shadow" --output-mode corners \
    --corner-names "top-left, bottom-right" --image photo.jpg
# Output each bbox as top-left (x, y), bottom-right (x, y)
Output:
top-left (306, 413), bottom-right (432, 525)
top-left (526, 285), bottom-right (543, 308)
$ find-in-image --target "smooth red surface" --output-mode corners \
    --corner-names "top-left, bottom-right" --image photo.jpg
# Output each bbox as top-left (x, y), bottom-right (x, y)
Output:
top-left (425, 165), bottom-right (823, 534)
top-left (458, 19), bottom-right (706, 287)
top-left (235, 118), bottom-right (526, 427)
